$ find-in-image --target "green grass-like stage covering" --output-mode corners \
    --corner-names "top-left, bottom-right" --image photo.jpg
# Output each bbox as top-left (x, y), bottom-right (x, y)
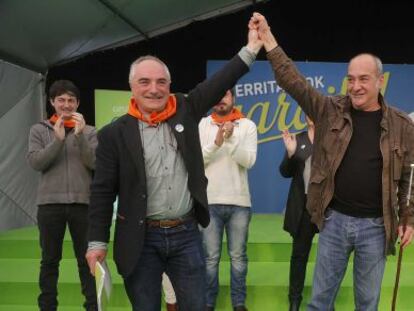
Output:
top-left (0, 214), bottom-right (413, 310)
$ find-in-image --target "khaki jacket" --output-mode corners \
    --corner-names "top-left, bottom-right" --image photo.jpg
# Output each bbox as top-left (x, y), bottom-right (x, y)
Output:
top-left (267, 47), bottom-right (414, 255)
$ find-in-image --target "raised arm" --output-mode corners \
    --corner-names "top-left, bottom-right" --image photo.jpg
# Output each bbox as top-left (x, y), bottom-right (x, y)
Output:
top-left (186, 22), bottom-right (264, 121)
top-left (250, 12), bottom-right (330, 124)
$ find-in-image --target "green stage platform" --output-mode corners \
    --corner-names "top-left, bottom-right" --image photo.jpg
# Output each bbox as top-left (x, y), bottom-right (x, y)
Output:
top-left (0, 214), bottom-right (413, 310)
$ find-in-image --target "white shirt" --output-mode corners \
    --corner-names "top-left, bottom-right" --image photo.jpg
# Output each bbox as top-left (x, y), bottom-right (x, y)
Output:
top-left (198, 116), bottom-right (257, 207)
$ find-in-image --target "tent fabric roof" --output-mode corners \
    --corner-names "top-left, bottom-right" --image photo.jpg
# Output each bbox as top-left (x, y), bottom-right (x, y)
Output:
top-left (0, 0), bottom-right (264, 73)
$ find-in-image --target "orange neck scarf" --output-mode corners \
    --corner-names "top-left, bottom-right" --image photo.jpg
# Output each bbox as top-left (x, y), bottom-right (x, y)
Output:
top-left (211, 108), bottom-right (244, 124)
top-left (127, 95), bottom-right (177, 125)
top-left (49, 114), bottom-right (76, 128)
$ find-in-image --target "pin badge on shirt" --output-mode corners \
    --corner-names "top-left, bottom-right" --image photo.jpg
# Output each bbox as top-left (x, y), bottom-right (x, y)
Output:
top-left (301, 144), bottom-right (306, 149)
top-left (175, 124), bottom-right (184, 133)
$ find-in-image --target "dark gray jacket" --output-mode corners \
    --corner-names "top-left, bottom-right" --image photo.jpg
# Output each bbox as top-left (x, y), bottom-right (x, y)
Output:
top-left (88, 54), bottom-right (250, 277)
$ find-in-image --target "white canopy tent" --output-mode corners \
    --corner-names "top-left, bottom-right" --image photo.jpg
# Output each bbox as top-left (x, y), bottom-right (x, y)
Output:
top-left (0, 0), bottom-right (265, 231)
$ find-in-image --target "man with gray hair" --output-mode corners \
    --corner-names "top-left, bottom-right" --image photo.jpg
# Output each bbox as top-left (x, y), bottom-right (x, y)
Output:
top-left (251, 12), bottom-right (414, 311)
top-left (85, 21), bottom-right (263, 311)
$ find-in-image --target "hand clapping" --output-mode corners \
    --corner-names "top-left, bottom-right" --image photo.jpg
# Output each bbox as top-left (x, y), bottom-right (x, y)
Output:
top-left (72, 112), bottom-right (86, 136)
top-left (282, 129), bottom-right (297, 158)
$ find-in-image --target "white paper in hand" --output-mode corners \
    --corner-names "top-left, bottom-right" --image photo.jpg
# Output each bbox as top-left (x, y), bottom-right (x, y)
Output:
top-left (95, 261), bottom-right (112, 311)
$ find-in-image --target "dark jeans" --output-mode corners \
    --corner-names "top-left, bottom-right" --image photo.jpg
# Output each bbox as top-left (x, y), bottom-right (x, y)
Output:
top-left (124, 219), bottom-right (206, 311)
top-left (37, 204), bottom-right (97, 311)
top-left (289, 210), bottom-right (318, 303)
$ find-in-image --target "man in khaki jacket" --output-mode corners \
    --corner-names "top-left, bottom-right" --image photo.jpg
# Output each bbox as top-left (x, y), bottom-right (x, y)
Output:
top-left (250, 13), bottom-right (414, 311)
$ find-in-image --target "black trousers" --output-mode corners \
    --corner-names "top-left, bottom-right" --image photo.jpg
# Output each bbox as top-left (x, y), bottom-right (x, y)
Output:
top-left (289, 210), bottom-right (318, 302)
top-left (37, 204), bottom-right (97, 311)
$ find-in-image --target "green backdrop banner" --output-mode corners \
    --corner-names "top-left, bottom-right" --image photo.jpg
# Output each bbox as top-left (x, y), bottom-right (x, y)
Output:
top-left (95, 89), bottom-right (131, 129)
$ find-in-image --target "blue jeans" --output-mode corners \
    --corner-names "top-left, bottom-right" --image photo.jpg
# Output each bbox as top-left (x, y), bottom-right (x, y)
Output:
top-left (202, 205), bottom-right (251, 308)
top-left (124, 219), bottom-right (205, 311)
top-left (307, 209), bottom-right (386, 311)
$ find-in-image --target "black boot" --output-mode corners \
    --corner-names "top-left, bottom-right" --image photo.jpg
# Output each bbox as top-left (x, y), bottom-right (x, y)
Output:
top-left (289, 299), bottom-right (301, 311)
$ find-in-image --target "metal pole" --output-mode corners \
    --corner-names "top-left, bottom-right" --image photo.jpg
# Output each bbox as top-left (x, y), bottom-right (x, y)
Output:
top-left (392, 163), bottom-right (414, 311)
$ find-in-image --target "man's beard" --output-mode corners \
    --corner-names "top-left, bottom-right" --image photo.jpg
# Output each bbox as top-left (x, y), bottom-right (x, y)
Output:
top-left (214, 104), bottom-right (232, 116)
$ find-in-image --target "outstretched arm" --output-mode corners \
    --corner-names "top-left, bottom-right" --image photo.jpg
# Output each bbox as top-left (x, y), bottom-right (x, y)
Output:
top-left (187, 19), bottom-right (264, 121)
top-left (249, 12), bottom-right (329, 124)
top-left (249, 12), bottom-right (278, 52)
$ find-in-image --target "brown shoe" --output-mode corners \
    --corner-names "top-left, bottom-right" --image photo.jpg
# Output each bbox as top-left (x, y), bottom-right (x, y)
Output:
top-left (166, 303), bottom-right (179, 311)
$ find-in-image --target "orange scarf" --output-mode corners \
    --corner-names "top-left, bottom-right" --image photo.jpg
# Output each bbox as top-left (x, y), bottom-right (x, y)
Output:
top-left (49, 114), bottom-right (76, 128)
top-left (211, 108), bottom-right (244, 124)
top-left (127, 95), bottom-right (177, 125)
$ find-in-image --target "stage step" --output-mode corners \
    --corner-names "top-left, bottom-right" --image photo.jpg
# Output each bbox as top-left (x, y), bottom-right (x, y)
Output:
top-left (0, 214), bottom-right (413, 310)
